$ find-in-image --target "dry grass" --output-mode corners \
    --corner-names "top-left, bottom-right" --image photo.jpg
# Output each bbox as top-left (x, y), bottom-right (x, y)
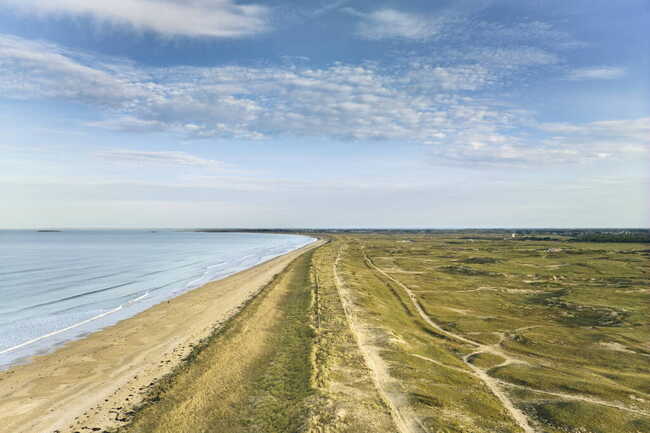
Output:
top-left (308, 241), bottom-right (396, 433)
top-left (115, 233), bottom-right (650, 433)
top-left (329, 233), bottom-right (650, 433)
top-left (117, 250), bottom-right (316, 433)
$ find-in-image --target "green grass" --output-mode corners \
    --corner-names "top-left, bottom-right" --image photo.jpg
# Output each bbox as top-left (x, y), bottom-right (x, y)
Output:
top-left (117, 251), bottom-right (317, 433)
top-left (327, 233), bottom-right (650, 433)
top-left (526, 401), bottom-right (650, 433)
top-left (331, 238), bottom-right (524, 433)
top-left (115, 233), bottom-right (650, 433)
top-left (237, 251), bottom-right (315, 433)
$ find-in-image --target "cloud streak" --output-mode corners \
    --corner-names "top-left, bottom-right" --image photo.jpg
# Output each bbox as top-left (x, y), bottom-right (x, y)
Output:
top-left (0, 28), bottom-right (645, 166)
top-left (97, 150), bottom-right (226, 169)
top-left (567, 67), bottom-right (626, 80)
top-left (354, 9), bottom-right (444, 41)
top-left (3, 0), bottom-right (270, 38)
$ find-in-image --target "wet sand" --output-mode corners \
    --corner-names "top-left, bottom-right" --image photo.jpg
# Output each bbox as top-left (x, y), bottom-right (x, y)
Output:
top-left (0, 240), bottom-right (322, 433)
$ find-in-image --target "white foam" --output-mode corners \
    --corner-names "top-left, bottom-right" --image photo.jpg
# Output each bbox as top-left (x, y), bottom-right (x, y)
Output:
top-left (0, 305), bottom-right (123, 355)
top-left (0, 231), bottom-right (315, 366)
top-left (0, 289), bottom-right (156, 356)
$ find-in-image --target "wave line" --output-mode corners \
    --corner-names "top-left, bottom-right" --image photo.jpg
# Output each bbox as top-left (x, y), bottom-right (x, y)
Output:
top-left (0, 292), bottom-right (151, 356)
top-left (0, 306), bottom-right (123, 355)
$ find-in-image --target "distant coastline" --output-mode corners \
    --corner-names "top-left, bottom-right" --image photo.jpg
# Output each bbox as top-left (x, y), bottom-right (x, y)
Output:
top-left (0, 238), bottom-right (321, 433)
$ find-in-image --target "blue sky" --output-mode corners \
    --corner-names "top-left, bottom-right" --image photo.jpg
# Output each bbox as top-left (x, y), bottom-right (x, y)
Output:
top-left (0, 0), bottom-right (648, 228)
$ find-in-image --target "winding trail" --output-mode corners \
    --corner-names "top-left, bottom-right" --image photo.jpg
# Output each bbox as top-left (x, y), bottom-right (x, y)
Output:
top-left (333, 248), bottom-right (425, 433)
top-left (496, 380), bottom-right (650, 417)
top-left (362, 248), bottom-right (650, 427)
top-left (362, 249), bottom-right (536, 433)
top-left (413, 356), bottom-right (650, 418)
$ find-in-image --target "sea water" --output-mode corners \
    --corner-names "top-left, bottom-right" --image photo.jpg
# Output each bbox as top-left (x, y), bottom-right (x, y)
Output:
top-left (0, 230), bottom-right (314, 368)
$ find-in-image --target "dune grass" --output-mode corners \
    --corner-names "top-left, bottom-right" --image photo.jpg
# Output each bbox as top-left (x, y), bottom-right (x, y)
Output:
top-left (307, 241), bottom-right (397, 433)
top-left (115, 233), bottom-right (649, 433)
top-left (329, 234), bottom-right (650, 433)
top-left (117, 250), bottom-right (316, 433)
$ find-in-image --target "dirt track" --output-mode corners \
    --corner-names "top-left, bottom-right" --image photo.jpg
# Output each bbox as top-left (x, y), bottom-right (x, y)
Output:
top-left (333, 247), bottom-right (425, 433)
top-left (363, 249), bottom-right (650, 432)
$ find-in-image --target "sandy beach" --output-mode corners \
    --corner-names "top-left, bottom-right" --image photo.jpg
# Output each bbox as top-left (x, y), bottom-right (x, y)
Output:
top-left (0, 240), bottom-right (322, 433)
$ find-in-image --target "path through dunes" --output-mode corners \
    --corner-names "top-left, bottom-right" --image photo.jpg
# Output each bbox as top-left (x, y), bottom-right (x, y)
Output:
top-left (120, 239), bottom-right (399, 433)
top-left (335, 234), bottom-right (650, 433)
top-left (6, 233), bottom-right (649, 433)
top-left (364, 250), bottom-right (535, 433)
top-left (333, 247), bottom-right (426, 433)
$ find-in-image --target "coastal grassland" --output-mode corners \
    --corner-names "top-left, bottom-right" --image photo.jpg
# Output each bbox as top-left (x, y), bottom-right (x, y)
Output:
top-left (110, 234), bottom-right (649, 433)
top-left (118, 249), bottom-right (317, 433)
top-left (308, 240), bottom-right (396, 433)
top-left (330, 237), bottom-right (525, 433)
top-left (335, 234), bottom-right (650, 433)
top-left (116, 240), bottom-right (397, 433)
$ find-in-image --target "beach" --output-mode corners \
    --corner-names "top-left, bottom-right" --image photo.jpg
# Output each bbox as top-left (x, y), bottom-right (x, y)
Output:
top-left (0, 239), bottom-right (322, 433)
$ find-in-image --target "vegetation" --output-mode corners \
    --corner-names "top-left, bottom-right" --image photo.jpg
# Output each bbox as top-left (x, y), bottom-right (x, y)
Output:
top-left (326, 233), bottom-right (650, 433)
top-left (308, 241), bottom-right (396, 433)
top-left (116, 232), bottom-right (650, 433)
top-left (117, 251), bottom-right (317, 433)
top-left (572, 232), bottom-right (650, 243)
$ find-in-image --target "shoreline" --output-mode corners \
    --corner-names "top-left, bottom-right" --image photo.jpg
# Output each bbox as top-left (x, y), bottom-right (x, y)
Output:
top-left (0, 239), bottom-right (323, 433)
top-left (0, 233), bottom-right (316, 370)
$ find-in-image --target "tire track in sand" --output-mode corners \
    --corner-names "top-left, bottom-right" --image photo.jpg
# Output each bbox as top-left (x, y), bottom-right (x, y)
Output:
top-left (362, 249), bottom-right (650, 430)
top-left (362, 250), bottom-right (536, 433)
top-left (333, 247), bottom-right (425, 433)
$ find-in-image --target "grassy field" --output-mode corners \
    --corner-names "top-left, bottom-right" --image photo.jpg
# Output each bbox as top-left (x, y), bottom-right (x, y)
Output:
top-left (115, 240), bottom-right (396, 433)
top-left (117, 250), bottom-right (317, 433)
top-left (308, 240), bottom-right (396, 433)
top-left (327, 234), bottom-right (650, 433)
top-left (114, 233), bottom-right (650, 433)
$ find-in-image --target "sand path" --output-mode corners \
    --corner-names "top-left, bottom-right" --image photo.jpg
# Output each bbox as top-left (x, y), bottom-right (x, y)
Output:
top-left (497, 380), bottom-right (650, 417)
top-left (363, 250), bottom-right (536, 433)
top-left (333, 247), bottom-right (425, 433)
top-left (364, 249), bottom-right (650, 430)
top-left (0, 240), bottom-right (322, 433)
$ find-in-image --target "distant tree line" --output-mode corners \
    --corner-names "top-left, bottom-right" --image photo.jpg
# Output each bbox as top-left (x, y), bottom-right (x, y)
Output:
top-left (571, 232), bottom-right (650, 243)
top-left (193, 228), bottom-right (650, 243)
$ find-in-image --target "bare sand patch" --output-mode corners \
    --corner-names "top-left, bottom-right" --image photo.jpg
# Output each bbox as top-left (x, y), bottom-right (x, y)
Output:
top-left (599, 342), bottom-right (636, 354)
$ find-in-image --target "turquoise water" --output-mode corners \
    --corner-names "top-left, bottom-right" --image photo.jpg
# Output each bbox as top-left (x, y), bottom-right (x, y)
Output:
top-left (0, 230), bottom-right (314, 368)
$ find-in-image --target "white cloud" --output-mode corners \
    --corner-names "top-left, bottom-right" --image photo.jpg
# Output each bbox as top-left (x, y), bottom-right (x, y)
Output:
top-left (3, 0), bottom-right (270, 38)
top-left (1, 34), bottom-right (506, 143)
top-left (88, 117), bottom-right (167, 133)
top-left (428, 116), bottom-right (650, 166)
top-left (464, 47), bottom-right (559, 67)
top-left (355, 9), bottom-right (443, 41)
top-left (0, 34), bottom-right (644, 166)
top-left (400, 64), bottom-right (495, 91)
top-left (567, 67), bottom-right (626, 80)
top-left (540, 117), bottom-right (650, 139)
top-left (0, 35), bottom-right (148, 105)
top-left (350, 6), bottom-right (583, 52)
top-left (538, 118), bottom-right (650, 157)
top-left (97, 150), bottom-right (226, 169)
top-left (475, 20), bottom-right (585, 50)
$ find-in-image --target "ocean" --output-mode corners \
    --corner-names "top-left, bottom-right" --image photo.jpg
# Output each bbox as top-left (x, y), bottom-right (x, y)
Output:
top-left (0, 230), bottom-right (314, 368)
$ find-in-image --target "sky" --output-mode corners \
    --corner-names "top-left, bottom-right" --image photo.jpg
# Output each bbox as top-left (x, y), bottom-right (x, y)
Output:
top-left (0, 0), bottom-right (648, 228)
